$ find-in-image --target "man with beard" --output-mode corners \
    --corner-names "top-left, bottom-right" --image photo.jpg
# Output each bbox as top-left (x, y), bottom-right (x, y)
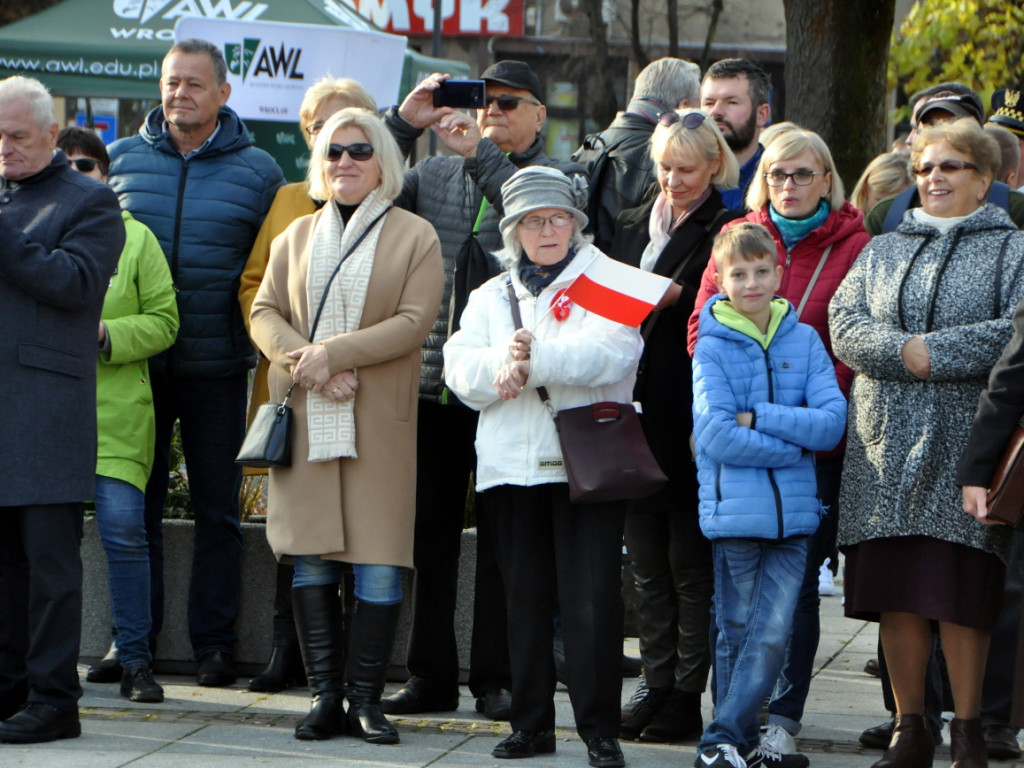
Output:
top-left (700, 59), bottom-right (772, 210)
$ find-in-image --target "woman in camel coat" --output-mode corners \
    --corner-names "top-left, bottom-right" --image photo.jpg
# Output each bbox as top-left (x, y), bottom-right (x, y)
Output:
top-left (250, 108), bottom-right (442, 746)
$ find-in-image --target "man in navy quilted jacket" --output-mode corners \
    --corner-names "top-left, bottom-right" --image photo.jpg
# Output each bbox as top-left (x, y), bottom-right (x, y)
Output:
top-left (106, 38), bottom-right (283, 688)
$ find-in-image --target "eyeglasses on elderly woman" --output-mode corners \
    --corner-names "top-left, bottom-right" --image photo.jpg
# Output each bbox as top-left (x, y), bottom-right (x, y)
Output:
top-left (519, 212), bottom-right (573, 230)
top-left (325, 142), bottom-right (374, 162)
top-left (912, 159), bottom-right (978, 177)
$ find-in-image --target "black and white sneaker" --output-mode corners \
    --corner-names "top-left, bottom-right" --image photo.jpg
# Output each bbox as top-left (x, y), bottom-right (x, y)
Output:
top-left (745, 745), bottom-right (809, 767)
top-left (694, 744), bottom-right (747, 767)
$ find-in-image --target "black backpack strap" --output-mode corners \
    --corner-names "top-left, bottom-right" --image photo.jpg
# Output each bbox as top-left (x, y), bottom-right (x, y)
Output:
top-left (881, 185), bottom-right (919, 233)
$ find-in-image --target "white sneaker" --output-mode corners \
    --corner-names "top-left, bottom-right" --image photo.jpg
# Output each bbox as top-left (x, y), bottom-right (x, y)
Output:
top-left (818, 557), bottom-right (835, 596)
top-left (760, 723), bottom-right (797, 755)
top-left (694, 744), bottom-right (747, 767)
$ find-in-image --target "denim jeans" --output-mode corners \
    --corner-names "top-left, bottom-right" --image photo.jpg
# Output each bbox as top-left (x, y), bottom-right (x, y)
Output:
top-left (94, 475), bottom-right (151, 669)
top-left (144, 372), bottom-right (246, 658)
top-left (767, 456), bottom-right (841, 734)
top-left (291, 556), bottom-right (403, 605)
top-left (699, 536), bottom-right (808, 753)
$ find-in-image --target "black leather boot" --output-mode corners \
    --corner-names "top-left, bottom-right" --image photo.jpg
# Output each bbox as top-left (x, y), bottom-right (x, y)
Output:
top-left (249, 565), bottom-right (306, 692)
top-left (345, 601), bottom-right (401, 744)
top-left (292, 584), bottom-right (346, 741)
top-left (872, 713), bottom-right (935, 768)
top-left (949, 717), bottom-right (987, 768)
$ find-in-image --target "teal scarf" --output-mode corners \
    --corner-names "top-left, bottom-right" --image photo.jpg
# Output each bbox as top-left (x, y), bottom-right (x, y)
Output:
top-left (769, 201), bottom-right (830, 249)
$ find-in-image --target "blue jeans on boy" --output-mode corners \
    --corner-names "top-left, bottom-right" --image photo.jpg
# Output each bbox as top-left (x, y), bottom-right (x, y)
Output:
top-left (699, 536), bottom-right (808, 753)
top-left (292, 556), bottom-right (403, 605)
top-left (767, 457), bottom-right (842, 734)
top-left (94, 475), bottom-right (151, 669)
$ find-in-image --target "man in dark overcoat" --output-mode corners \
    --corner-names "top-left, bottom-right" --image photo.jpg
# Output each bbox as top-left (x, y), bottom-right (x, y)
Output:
top-left (0, 75), bottom-right (124, 744)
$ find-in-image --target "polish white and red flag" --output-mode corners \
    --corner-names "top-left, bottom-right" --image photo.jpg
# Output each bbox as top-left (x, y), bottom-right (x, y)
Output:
top-left (563, 255), bottom-right (672, 327)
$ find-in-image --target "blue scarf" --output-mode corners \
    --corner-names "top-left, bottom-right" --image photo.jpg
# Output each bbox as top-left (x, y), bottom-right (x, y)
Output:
top-left (518, 247), bottom-right (576, 297)
top-left (769, 201), bottom-right (830, 249)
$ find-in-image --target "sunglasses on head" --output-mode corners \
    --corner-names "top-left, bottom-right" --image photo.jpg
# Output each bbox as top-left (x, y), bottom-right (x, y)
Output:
top-left (325, 142), bottom-right (374, 162)
top-left (483, 94), bottom-right (541, 111)
top-left (912, 159), bottom-right (978, 177)
top-left (68, 157), bottom-right (98, 173)
top-left (658, 111), bottom-right (707, 129)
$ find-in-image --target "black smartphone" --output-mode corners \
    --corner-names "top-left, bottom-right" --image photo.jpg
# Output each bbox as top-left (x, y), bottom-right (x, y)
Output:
top-left (433, 79), bottom-right (487, 109)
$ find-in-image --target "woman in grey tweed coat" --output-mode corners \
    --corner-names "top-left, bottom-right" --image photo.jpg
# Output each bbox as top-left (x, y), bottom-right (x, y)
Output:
top-left (829, 118), bottom-right (1024, 768)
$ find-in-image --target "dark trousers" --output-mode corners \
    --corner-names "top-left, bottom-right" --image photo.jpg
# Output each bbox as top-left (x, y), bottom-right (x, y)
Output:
top-left (983, 530), bottom-right (1022, 728)
top-left (486, 483), bottom-right (625, 740)
top-left (0, 503), bottom-right (84, 713)
top-left (623, 476), bottom-right (713, 694)
top-left (406, 399), bottom-right (509, 696)
top-left (144, 372), bottom-right (246, 657)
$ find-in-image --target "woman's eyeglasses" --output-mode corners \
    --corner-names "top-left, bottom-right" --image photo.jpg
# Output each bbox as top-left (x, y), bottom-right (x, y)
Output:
top-left (519, 212), bottom-right (573, 230)
top-left (325, 142), bottom-right (374, 162)
top-left (484, 95), bottom-right (541, 111)
top-left (912, 159), bottom-right (978, 177)
top-left (68, 157), bottom-right (98, 173)
top-left (658, 111), bottom-right (707, 129)
top-left (764, 169), bottom-right (828, 187)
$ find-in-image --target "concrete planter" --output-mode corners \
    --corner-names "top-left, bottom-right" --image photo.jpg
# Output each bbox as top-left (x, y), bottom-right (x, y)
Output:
top-left (80, 517), bottom-right (478, 679)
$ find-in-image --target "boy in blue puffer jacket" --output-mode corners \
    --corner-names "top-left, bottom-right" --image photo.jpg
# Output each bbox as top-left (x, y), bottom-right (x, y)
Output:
top-left (690, 223), bottom-right (847, 768)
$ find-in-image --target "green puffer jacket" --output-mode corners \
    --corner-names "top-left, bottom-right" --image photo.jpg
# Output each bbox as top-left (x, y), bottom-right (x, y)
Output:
top-left (96, 211), bottom-right (179, 492)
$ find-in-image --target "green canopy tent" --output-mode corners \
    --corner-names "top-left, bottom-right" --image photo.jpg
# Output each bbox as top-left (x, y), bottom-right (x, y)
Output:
top-left (0, 0), bottom-right (468, 177)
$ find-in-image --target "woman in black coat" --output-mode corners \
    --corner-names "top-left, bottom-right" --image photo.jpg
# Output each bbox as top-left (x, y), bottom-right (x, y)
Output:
top-left (958, 296), bottom-right (1024, 731)
top-left (607, 108), bottom-right (741, 742)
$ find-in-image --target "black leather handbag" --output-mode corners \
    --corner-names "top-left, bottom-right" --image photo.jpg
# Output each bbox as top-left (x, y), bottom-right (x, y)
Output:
top-left (235, 392), bottom-right (295, 468)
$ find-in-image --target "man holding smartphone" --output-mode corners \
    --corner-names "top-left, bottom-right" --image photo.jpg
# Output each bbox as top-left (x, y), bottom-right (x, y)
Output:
top-left (381, 61), bottom-right (587, 720)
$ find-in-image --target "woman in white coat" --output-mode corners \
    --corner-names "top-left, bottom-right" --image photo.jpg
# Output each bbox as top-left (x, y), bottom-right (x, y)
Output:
top-left (444, 167), bottom-right (642, 768)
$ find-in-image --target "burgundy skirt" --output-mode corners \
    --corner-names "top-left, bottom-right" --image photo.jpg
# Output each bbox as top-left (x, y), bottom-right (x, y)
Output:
top-left (842, 536), bottom-right (1005, 631)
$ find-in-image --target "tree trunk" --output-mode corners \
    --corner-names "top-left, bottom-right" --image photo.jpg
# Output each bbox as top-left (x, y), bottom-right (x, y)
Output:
top-left (630, 0), bottom-right (649, 70)
top-left (700, 0), bottom-right (724, 72)
top-left (667, 0), bottom-right (679, 58)
top-left (783, 0), bottom-right (897, 191)
top-left (579, 0), bottom-right (620, 126)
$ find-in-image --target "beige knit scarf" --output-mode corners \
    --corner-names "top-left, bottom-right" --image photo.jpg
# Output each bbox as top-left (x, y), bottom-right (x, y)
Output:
top-left (304, 186), bottom-right (389, 461)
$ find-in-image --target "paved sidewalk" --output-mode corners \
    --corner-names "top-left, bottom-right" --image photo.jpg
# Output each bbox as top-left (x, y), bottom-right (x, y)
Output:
top-left (3, 578), bottom-right (1021, 767)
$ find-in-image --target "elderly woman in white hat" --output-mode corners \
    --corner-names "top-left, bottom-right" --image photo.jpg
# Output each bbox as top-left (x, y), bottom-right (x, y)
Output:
top-left (444, 167), bottom-right (642, 768)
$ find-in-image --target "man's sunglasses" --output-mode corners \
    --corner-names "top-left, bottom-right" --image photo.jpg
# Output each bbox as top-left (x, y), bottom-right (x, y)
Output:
top-left (68, 157), bottom-right (99, 173)
top-left (483, 94), bottom-right (541, 111)
top-left (658, 111), bottom-right (707, 129)
top-left (325, 143), bottom-right (374, 162)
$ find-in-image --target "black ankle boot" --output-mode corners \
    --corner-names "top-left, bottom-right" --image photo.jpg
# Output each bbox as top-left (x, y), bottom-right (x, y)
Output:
top-left (292, 584), bottom-right (346, 741)
top-left (248, 642), bottom-right (306, 693)
top-left (251, 565), bottom-right (308, 692)
top-left (949, 717), bottom-right (987, 768)
top-left (345, 601), bottom-right (401, 744)
top-left (872, 713), bottom-right (935, 768)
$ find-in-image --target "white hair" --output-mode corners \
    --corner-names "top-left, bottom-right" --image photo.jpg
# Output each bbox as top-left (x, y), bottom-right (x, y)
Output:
top-left (0, 76), bottom-right (57, 130)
